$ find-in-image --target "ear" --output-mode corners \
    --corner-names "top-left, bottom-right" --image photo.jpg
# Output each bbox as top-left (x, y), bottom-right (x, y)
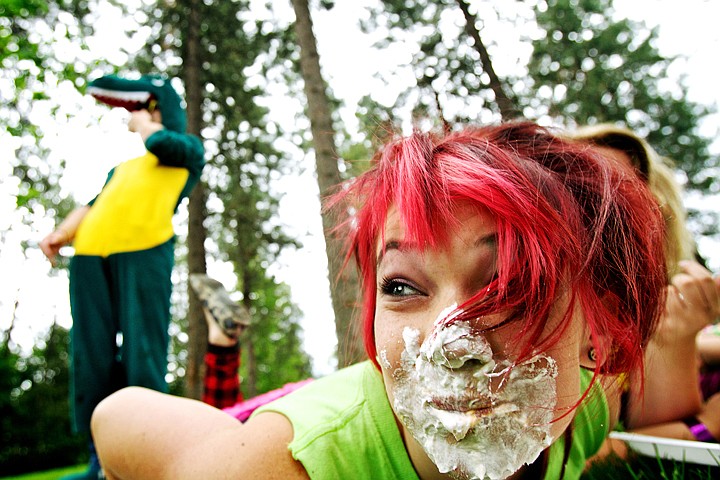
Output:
top-left (579, 332), bottom-right (615, 371)
top-left (579, 337), bottom-right (609, 370)
top-left (579, 333), bottom-right (599, 370)
top-left (580, 290), bottom-right (621, 370)
top-left (579, 326), bottom-right (613, 371)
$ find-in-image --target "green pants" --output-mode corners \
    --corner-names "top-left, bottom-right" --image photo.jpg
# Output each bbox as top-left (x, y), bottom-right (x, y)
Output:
top-left (68, 240), bottom-right (174, 434)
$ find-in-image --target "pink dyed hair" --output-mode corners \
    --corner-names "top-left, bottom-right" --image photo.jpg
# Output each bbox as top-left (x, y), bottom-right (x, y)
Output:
top-left (328, 122), bottom-right (666, 377)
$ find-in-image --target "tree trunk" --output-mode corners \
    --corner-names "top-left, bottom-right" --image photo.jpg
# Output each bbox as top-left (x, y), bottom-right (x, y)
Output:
top-left (182, 0), bottom-right (208, 400)
top-left (244, 332), bottom-right (257, 398)
top-left (242, 271), bottom-right (257, 396)
top-left (290, 0), bottom-right (364, 368)
top-left (455, 0), bottom-right (517, 120)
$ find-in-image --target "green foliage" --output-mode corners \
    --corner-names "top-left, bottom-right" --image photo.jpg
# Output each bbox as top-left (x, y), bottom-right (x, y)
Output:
top-left (129, 0), bottom-right (312, 390)
top-left (1, 0), bottom-right (104, 246)
top-left (0, 1), bottom-right (114, 473)
top-left (240, 276), bottom-right (312, 395)
top-left (362, 0), bottom-right (524, 129)
top-left (526, 0), bottom-right (718, 193)
top-left (0, 325), bottom-right (85, 476)
top-left (360, 0), bottom-right (718, 243)
top-left (365, 0), bottom-right (460, 126)
top-left (186, 0), bottom-right (310, 389)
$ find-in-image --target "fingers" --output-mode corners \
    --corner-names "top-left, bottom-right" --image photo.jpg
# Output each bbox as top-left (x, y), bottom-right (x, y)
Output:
top-left (671, 260), bottom-right (720, 323)
top-left (42, 249), bottom-right (57, 266)
top-left (39, 231), bottom-right (67, 266)
top-left (39, 240), bottom-right (55, 260)
top-left (127, 110), bottom-right (152, 132)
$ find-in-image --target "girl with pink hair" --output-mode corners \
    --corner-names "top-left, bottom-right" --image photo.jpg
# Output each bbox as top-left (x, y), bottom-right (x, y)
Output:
top-left (91, 122), bottom-right (667, 480)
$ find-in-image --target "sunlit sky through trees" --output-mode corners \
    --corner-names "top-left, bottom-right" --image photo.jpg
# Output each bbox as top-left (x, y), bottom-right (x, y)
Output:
top-left (1, 0), bottom-right (718, 376)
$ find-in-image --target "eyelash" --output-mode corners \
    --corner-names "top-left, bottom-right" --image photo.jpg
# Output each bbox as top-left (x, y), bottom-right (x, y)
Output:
top-left (379, 277), bottom-right (422, 297)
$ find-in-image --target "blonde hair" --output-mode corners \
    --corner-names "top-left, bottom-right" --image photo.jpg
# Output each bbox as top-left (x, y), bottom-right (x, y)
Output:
top-left (569, 124), bottom-right (695, 278)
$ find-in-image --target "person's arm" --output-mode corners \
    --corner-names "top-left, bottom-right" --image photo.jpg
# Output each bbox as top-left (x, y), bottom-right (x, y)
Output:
top-left (39, 205), bottom-right (91, 265)
top-left (128, 109), bottom-right (164, 142)
top-left (629, 391), bottom-right (720, 442)
top-left (128, 109), bottom-right (205, 175)
top-left (624, 261), bottom-right (719, 428)
top-left (698, 319), bottom-right (720, 366)
top-left (91, 387), bottom-right (309, 480)
top-left (589, 391), bottom-right (720, 468)
top-left (145, 129), bottom-right (205, 174)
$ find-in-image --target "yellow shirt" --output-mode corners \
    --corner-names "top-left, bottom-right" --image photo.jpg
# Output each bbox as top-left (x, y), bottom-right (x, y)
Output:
top-left (73, 151), bottom-right (189, 257)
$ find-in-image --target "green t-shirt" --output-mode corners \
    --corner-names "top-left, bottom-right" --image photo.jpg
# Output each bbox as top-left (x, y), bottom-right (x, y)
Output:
top-left (545, 369), bottom-right (610, 479)
top-left (254, 361), bottom-right (608, 479)
top-left (256, 361), bottom-right (418, 479)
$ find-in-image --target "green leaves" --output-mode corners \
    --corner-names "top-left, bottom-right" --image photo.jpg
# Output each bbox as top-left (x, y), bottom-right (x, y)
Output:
top-left (526, 0), bottom-right (717, 194)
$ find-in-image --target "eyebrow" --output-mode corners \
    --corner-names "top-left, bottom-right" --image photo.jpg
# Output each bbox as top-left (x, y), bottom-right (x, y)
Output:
top-left (376, 232), bottom-right (497, 267)
top-left (376, 240), bottom-right (402, 268)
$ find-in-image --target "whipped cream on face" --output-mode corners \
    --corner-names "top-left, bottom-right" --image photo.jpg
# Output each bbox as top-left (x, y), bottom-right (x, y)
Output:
top-left (391, 304), bottom-right (558, 480)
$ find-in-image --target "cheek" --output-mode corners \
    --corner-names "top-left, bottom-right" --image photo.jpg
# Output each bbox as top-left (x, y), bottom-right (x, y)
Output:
top-left (374, 313), bottom-right (404, 408)
top-left (549, 367), bottom-right (581, 439)
top-left (373, 311), bottom-right (401, 370)
top-left (533, 310), bottom-right (584, 418)
top-left (546, 346), bottom-right (582, 438)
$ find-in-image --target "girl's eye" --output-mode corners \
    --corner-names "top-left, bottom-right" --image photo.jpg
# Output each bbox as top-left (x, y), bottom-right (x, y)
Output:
top-left (379, 277), bottom-right (421, 297)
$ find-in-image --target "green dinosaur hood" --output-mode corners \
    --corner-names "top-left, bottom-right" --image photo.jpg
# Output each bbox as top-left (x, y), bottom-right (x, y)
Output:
top-left (87, 74), bottom-right (187, 133)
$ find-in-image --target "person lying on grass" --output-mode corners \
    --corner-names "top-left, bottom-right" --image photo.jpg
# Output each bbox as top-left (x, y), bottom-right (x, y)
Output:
top-left (91, 121), bottom-right (668, 480)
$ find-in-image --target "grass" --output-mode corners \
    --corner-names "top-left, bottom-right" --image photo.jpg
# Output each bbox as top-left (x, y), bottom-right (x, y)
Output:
top-left (0, 465), bottom-right (85, 480)
top-left (2, 454), bottom-right (719, 479)
top-left (582, 452), bottom-right (720, 479)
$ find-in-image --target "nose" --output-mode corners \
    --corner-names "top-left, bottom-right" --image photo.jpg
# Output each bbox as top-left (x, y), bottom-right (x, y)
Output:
top-left (427, 322), bottom-right (494, 370)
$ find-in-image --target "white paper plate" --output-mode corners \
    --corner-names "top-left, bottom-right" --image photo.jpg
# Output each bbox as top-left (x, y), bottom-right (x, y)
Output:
top-left (609, 431), bottom-right (720, 466)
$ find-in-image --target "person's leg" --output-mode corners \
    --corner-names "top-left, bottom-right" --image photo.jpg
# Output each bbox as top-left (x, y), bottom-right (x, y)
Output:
top-left (65, 255), bottom-right (117, 480)
top-left (204, 342), bottom-right (243, 408)
top-left (113, 242), bottom-right (173, 393)
top-left (190, 273), bottom-right (250, 340)
top-left (190, 275), bottom-right (247, 408)
top-left (191, 274), bottom-right (314, 420)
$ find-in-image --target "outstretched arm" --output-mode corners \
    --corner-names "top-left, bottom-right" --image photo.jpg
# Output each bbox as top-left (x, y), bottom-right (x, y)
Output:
top-left (92, 387), bottom-right (309, 480)
top-left (129, 109), bottom-right (204, 175)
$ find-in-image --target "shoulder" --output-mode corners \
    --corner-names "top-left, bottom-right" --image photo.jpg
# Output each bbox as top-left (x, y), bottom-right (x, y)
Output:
top-left (252, 362), bottom-right (418, 479)
top-left (241, 368), bottom-right (373, 480)
top-left (234, 411), bottom-right (310, 480)
top-left (174, 409), bottom-right (311, 479)
top-left (144, 130), bottom-right (205, 173)
top-left (93, 387), bottom-right (310, 480)
top-left (255, 362), bottom-right (375, 428)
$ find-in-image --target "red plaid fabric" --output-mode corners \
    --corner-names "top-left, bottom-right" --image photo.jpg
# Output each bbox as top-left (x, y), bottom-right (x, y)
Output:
top-left (203, 343), bottom-right (243, 409)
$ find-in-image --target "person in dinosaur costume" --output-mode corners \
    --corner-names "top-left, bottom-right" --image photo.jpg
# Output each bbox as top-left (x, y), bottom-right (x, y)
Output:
top-left (40, 73), bottom-right (205, 480)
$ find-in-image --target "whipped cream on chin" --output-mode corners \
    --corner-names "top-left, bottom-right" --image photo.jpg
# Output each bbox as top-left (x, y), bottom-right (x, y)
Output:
top-left (390, 304), bottom-right (558, 480)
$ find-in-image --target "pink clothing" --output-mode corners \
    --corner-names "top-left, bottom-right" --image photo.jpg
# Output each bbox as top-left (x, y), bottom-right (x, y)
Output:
top-left (222, 379), bottom-right (315, 422)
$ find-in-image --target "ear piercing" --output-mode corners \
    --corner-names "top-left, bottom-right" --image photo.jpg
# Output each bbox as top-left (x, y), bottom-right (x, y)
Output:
top-left (588, 347), bottom-right (597, 363)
